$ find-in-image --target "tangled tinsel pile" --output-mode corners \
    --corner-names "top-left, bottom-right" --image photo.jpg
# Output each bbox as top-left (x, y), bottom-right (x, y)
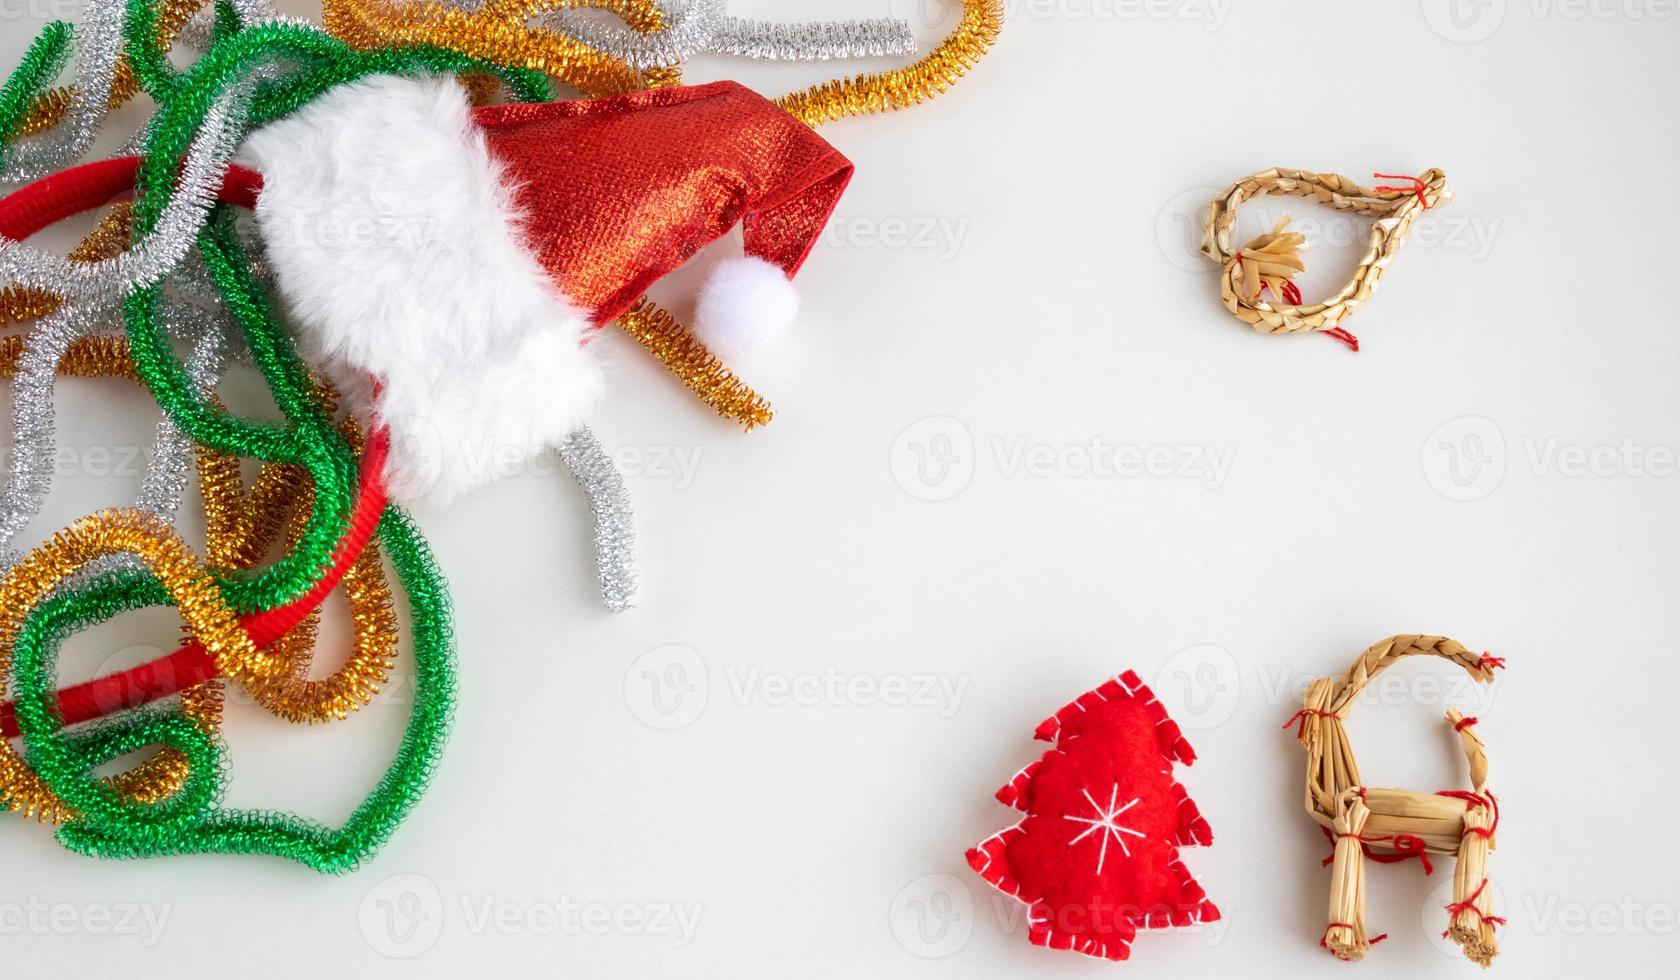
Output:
top-left (0, 0), bottom-right (1000, 871)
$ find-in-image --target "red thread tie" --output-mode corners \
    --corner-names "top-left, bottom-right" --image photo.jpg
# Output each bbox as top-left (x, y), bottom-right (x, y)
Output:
top-left (1366, 832), bottom-right (1434, 875)
top-left (1320, 827), bottom-right (1435, 875)
top-left (1373, 172), bottom-right (1431, 210)
top-left (1479, 653), bottom-right (1507, 672)
top-left (1437, 789), bottom-right (1501, 841)
top-left (1284, 708), bottom-right (1340, 736)
top-left (1454, 715), bottom-right (1479, 733)
top-left (1442, 879), bottom-right (1506, 936)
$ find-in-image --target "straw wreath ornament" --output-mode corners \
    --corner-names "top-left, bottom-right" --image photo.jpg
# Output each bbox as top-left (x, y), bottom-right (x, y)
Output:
top-left (1201, 168), bottom-right (1452, 351)
top-left (1288, 635), bottom-right (1505, 966)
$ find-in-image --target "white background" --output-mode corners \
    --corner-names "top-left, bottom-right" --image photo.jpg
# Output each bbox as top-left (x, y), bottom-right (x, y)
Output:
top-left (2, 0), bottom-right (1678, 976)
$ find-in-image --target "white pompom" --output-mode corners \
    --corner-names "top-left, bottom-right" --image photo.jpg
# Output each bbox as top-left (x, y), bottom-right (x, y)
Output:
top-left (692, 256), bottom-right (799, 362)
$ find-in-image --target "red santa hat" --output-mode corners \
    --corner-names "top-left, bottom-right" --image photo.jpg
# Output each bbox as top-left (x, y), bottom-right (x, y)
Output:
top-left (240, 75), bottom-right (851, 507)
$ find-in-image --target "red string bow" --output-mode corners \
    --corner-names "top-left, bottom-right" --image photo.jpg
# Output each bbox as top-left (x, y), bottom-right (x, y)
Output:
top-left (1320, 826), bottom-right (1435, 875)
top-left (1373, 172), bottom-right (1432, 210)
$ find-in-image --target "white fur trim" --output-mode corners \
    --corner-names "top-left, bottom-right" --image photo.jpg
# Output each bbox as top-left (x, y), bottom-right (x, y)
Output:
top-left (692, 255), bottom-right (799, 362)
top-left (241, 74), bottom-right (603, 508)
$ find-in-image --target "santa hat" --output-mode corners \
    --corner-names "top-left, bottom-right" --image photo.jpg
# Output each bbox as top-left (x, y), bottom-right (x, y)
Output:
top-left (240, 75), bottom-right (851, 507)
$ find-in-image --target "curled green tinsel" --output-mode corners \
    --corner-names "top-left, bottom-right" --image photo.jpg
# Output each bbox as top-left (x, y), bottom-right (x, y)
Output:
top-left (0, 0), bottom-right (553, 870)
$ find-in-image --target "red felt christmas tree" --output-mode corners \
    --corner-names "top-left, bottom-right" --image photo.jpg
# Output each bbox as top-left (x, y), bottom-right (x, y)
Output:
top-left (966, 670), bottom-right (1219, 961)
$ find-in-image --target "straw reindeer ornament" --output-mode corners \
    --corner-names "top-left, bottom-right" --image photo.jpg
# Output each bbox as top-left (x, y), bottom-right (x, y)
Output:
top-left (1288, 636), bottom-right (1506, 966)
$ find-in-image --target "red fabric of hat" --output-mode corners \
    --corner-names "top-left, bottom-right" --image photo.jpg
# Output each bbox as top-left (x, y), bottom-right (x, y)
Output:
top-left (241, 74), bottom-right (850, 507)
top-left (478, 81), bottom-right (851, 328)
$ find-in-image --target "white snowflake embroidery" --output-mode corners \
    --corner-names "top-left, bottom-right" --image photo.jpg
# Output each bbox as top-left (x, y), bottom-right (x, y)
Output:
top-left (1062, 783), bottom-right (1146, 874)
